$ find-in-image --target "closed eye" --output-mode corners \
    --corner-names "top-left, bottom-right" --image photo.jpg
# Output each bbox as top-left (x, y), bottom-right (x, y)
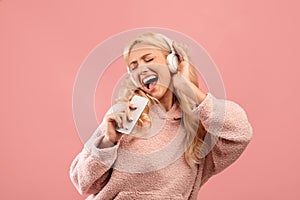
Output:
top-left (145, 58), bottom-right (154, 63)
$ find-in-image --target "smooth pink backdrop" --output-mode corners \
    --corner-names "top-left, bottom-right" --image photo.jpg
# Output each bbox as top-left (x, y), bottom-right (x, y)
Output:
top-left (1, 0), bottom-right (299, 199)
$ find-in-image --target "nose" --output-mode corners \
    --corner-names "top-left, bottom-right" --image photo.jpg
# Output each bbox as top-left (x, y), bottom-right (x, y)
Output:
top-left (139, 65), bottom-right (150, 75)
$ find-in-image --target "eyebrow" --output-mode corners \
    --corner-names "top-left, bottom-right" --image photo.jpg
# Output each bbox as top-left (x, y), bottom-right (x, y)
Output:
top-left (129, 53), bottom-right (152, 66)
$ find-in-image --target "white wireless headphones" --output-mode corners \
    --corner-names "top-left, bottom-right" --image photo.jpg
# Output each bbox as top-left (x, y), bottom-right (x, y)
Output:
top-left (127, 33), bottom-right (179, 87)
top-left (156, 33), bottom-right (179, 73)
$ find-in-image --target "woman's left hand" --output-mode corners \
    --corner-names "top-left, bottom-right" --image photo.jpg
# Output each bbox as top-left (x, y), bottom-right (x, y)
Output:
top-left (172, 42), bottom-right (207, 104)
top-left (176, 60), bottom-right (191, 83)
top-left (173, 42), bottom-right (191, 83)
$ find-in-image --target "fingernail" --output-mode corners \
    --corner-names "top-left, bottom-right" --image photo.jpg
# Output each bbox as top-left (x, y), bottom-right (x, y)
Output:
top-left (131, 104), bottom-right (137, 108)
top-left (129, 116), bottom-right (133, 121)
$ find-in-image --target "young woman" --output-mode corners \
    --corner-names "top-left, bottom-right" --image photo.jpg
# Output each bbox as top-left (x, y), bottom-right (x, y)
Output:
top-left (70, 32), bottom-right (253, 200)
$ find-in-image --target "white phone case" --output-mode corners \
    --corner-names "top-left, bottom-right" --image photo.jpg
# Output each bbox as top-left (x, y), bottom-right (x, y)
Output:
top-left (116, 95), bottom-right (149, 134)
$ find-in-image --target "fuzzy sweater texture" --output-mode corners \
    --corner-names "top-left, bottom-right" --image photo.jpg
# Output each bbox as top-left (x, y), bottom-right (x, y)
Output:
top-left (70, 93), bottom-right (253, 200)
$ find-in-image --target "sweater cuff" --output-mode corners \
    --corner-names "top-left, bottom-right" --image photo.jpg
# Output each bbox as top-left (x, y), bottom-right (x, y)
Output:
top-left (84, 129), bottom-right (120, 168)
top-left (192, 92), bottom-right (227, 136)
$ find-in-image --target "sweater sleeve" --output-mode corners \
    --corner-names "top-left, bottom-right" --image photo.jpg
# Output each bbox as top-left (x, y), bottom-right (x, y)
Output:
top-left (69, 109), bottom-right (120, 195)
top-left (193, 93), bottom-right (253, 185)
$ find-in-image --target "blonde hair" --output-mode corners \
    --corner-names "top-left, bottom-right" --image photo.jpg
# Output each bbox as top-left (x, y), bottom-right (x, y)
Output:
top-left (120, 32), bottom-right (208, 167)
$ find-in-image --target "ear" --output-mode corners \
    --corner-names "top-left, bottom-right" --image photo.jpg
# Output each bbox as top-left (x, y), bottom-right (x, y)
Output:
top-left (173, 41), bottom-right (189, 63)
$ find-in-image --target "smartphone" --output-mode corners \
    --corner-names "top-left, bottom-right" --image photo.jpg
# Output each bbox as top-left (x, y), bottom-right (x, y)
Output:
top-left (116, 95), bottom-right (149, 134)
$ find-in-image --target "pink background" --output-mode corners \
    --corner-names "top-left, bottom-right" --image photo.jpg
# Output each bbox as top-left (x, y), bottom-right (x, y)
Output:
top-left (1, 0), bottom-right (299, 199)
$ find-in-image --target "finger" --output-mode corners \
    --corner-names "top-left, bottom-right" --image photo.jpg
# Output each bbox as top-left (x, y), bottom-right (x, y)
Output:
top-left (107, 114), bottom-right (119, 131)
top-left (114, 114), bottom-right (123, 128)
top-left (120, 113), bottom-right (128, 129)
top-left (173, 42), bottom-right (184, 61)
top-left (173, 42), bottom-right (188, 62)
top-left (129, 103), bottom-right (137, 110)
top-left (106, 114), bottom-right (114, 122)
top-left (127, 103), bottom-right (136, 121)
top-left (126, 107), bottom-right (133, 122)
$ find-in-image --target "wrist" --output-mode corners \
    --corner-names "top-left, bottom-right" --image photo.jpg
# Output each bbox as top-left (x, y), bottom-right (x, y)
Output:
top-left (189, 82), bottom-right (207, 104)
top-left (99, 136), bottom-right (115, 148)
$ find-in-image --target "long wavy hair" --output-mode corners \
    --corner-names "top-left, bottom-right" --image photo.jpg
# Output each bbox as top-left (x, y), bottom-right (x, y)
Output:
top-left (118, 32), bottom-right (208, 167)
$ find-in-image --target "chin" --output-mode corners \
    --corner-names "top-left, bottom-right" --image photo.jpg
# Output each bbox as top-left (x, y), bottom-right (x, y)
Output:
top-left (152, 90), bottom-right (169, 101)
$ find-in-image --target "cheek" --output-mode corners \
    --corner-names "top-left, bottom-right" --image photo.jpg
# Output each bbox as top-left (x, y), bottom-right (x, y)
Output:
top-left (156, 67), bottom-right (171, 85)
top-left (158, 73), bottom-right (171, 88)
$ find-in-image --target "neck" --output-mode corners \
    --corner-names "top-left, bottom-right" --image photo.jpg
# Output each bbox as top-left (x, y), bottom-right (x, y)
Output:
top-left (159, 88), bottom-right (174, 112)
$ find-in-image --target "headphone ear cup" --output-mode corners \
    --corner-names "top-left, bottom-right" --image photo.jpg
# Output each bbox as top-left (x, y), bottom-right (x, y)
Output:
top-left (167, 54), bottom-right (179, 73)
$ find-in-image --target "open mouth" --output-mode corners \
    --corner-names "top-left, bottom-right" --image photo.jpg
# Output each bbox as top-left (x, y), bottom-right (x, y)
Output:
top-left (142, 75), bottom-right (158, 90)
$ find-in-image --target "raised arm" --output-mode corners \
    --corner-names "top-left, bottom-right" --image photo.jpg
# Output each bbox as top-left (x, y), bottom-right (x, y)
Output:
top-left (194, 93), bottom-right (253, 185)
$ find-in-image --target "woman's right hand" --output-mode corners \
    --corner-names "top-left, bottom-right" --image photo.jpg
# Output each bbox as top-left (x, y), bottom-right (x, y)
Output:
top-left (104, 102), bottom-right (137, 144)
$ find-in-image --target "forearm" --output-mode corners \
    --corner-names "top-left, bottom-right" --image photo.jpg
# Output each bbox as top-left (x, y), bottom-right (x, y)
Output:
top-left (189, 83), bottom-right (207, 105)
top-left (195, 92), bottom-right (253, 142)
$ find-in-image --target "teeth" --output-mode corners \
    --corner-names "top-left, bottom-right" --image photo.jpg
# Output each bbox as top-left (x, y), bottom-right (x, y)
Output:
top-left (142, 75), bottom-right (157, 84)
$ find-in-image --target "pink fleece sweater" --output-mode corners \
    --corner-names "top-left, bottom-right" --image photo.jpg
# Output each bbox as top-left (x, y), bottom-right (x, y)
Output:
top-left (70, 93), bottom-right (253, 200)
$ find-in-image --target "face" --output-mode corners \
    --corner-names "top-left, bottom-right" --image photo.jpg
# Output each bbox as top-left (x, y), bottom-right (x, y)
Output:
top-left (127, 43), bottom-right (173, 101)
